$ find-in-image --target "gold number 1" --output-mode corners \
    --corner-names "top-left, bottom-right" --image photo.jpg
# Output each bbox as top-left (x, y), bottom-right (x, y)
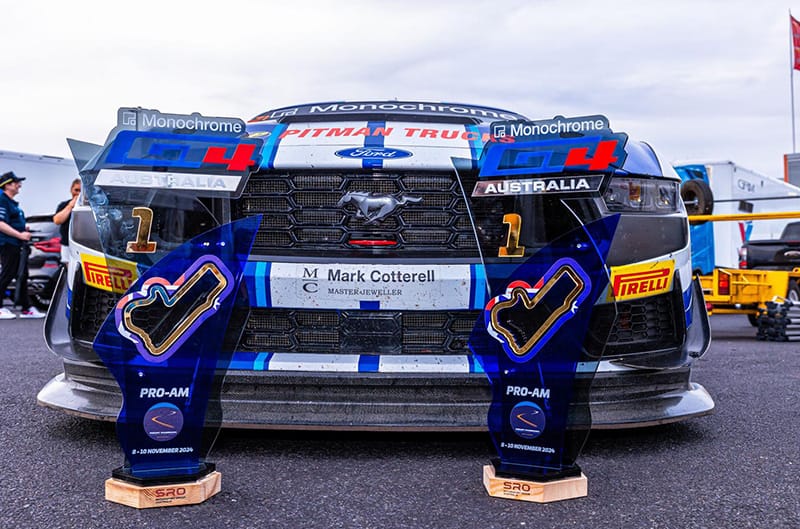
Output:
top-left (499, 213), bottom-right (525, 257)
top-left (126, 207), bottom-right (157, 254)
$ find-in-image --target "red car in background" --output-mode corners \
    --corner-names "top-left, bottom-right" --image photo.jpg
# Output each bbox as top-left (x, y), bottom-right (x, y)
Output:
top-left (0, 215), bottom-right (62, 310)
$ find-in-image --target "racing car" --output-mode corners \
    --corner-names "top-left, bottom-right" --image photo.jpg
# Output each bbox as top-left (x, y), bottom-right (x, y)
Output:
top-left (38, 101), bottom-right (713, 430)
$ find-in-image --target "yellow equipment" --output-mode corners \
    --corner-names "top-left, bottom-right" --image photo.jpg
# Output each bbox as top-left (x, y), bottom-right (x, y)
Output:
top-left (689, 211), bottom-right (800, 323)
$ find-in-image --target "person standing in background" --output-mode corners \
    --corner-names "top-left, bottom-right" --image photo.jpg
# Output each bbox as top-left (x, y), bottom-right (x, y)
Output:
top-left (53, 178), bottom-right (81, 264)
top-left (0, 171), bottom-right (45, 319)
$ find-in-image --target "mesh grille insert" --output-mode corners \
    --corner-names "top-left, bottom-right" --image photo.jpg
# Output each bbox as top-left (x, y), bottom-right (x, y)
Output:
top-left (234, 171), bottom-right (478, 256)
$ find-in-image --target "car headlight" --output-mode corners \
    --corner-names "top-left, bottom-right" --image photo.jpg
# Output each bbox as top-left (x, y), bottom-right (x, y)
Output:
top-left (603, 177), bottom-right (680, 213)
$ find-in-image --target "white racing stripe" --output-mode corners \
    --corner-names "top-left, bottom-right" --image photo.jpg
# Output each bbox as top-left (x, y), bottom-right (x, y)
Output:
top-left (271, 120), bottom-right (475, 170)
top-left (378, 355), bottom-right (471, 373)
top-left (261, 354), bottom-right (473, 373)
top-left (267, 354), bottom-right (361, 372)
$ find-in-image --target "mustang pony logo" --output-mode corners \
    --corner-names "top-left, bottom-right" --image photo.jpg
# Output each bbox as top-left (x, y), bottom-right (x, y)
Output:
top-left (485, 259), bottom-right (591, 362)
top-left (115, 255), bottom-right (234, 363)
top-left (337, 191), bottom-right (422, 224)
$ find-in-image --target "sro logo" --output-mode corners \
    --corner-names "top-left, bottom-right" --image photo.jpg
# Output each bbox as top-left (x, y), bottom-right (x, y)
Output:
top-left (503, 481), bottom-right (531, 493)
top-left (154, 486), bottom-right (187, 498)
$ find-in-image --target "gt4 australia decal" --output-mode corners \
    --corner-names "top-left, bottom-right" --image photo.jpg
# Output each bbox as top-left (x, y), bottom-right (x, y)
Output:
top-left (485, 259), bottom-right (591, 363)
top-left (115, 255), bottom-right (234, 363)
top-left (480, 115), bottom-right (628, 178)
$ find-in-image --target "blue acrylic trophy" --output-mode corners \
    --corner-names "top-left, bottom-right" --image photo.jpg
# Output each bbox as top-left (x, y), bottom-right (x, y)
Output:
top-left (461, 115), bottom-right (626, 502)
top-left (71, 108), bottom-right (262, 507)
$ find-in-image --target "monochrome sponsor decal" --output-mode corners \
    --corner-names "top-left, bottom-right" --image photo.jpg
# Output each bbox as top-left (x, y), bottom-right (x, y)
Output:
top-left (472, 175), bottom-right (603, 197)
top-left (269, 263), bottom-right (473, 310)
top-left (491, 115), bottom-right (610, 139)
top-left (118, 108), bottom-right (245, 135)
top-left (249, 101), bottom-right (525, 122)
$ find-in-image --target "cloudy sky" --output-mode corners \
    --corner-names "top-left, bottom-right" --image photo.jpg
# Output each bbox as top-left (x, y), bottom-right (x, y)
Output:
top-left (2, 1), bottom-right (800, 180)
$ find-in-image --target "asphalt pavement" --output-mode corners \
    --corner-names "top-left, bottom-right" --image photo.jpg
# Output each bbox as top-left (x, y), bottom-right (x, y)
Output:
top-left (0, 315), bottom-right (797, 529)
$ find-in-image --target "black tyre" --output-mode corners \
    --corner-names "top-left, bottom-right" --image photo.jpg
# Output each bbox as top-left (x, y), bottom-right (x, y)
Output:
top-left (681, 179), bottom-right (714, 218)
top-left (747, 313), bottom-right (759, 327)
top-left (30, 268), bottom-right (62, 310)
top-left (788, 279), bottom-right (800, 304)
top-left (31, 291), bottom-right (50, 310)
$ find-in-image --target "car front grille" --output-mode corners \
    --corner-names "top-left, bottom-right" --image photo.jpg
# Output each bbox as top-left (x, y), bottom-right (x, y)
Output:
top-left (233, 171), bottom-right (486, 257)
top-left (71, 279), bottom-right (683, 360)
top-left (587, 290), bottom-right (683, 357)
top-left (240, 309), bottom-right (479, 355)
top-left (71, 275), bottom-right (119, 343)
top-left (238, 293), bottom-right (682, 358)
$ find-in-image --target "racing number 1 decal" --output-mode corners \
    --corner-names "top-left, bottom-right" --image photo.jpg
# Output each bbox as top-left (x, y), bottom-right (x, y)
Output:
top-left (499, 213), bottom-right (525, 257)
top-left (126, 207), bottom-right (157, 254)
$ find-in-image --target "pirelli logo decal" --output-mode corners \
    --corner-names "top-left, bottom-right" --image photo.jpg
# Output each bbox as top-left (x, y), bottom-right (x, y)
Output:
top-left (81, 253), bottom-right (139, 294)
top-left (608, 260), bottom-right (675, 302)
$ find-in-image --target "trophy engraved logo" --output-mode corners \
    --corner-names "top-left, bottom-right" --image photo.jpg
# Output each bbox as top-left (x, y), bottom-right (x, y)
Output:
top-left (485, 259), bottom-right (591, 362)
top-left (115, 255), bottom-right (235, 363)
top-left (509, 402), bottom-right (546, 439)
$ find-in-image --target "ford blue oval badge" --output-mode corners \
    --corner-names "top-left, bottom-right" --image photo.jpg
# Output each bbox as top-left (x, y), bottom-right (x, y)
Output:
top-left (335, 147), bottom-right (413, 159)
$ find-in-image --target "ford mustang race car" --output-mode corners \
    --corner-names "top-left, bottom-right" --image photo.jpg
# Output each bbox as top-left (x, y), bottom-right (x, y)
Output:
top-left (38, 101), bottom-right (713, 429)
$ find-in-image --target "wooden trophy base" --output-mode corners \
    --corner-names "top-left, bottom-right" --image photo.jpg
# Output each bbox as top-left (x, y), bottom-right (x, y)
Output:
top-left (483, 465), bottom-right (587, 503)
top-left (105, 471), bottom-right (221, 508)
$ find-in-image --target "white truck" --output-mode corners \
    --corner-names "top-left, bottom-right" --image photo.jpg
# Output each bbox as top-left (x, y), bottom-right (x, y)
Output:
top-left (674, 160), bottom-right (800, 273)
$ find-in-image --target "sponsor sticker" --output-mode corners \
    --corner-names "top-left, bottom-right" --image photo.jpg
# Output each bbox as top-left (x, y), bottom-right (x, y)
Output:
top-left (608, 260), bottom-right (675, 302)
top-left (335, 147), bottom-right (412, 159)
top-left (95, 169), bottom-right (242, 192)
top-left (268, 263), bottom-right (473, 310)
top-left (81, 253), bottom-right (139, 293)
top-left (472, 175), bottom-right (603, 197)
